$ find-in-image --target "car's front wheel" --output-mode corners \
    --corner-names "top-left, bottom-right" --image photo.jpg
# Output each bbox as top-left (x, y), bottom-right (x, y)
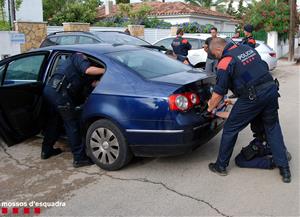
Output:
top-left (86, 119), bottom-right (132, 171)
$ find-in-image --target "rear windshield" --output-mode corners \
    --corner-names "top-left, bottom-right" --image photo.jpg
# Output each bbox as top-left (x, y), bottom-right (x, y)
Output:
top-left (94, 32), bottom-right (149, 46)
top-left (107, 49), bottom-right (192, 79)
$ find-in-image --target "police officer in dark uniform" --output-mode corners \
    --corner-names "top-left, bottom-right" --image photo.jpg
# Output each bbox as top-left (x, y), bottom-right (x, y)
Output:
top-left (240, 24), bottom-right (256, 49)
top-left (235, 114), bottom-right (292, 169)
top-left (42, 53), bottom-right (105, 168)
top-left (206, 38), bottom-right (291, 183)
top-left (171, 28), bottom-right (192, 57)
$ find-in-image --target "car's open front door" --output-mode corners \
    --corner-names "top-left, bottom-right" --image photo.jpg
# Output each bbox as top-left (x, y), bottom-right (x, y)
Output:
top-left (0, 51), bottom-right (50, 146)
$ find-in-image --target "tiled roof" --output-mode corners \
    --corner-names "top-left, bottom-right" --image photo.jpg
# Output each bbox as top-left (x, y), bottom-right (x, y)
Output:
top-left (97, 2), bottom-right (235, 21)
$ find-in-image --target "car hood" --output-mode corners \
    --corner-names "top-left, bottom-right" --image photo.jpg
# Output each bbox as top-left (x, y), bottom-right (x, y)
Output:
top-left (149, 70), bottom-right (213, 85)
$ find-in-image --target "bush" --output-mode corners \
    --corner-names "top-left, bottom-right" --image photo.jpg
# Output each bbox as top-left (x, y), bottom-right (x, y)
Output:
top-left (243, 0), bottom-right (290, 40)
top-left (94, 16), bottom-right (172, 29)
top-left (143, 17), bottom-right (172, 29)
top-left (177, 22), bottom-right (215, 33)
top-left (0, 21), bottom-right (10, 31)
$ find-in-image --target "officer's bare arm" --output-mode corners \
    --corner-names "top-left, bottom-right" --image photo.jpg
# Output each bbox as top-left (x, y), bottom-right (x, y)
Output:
top-left (85, 66), bottom-right (105, 75)
top-left (207, 92), bottom-right (223, 112)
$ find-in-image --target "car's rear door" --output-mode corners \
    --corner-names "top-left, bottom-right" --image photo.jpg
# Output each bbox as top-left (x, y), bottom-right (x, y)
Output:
top-left (0, 51), bottom-right (50, 146)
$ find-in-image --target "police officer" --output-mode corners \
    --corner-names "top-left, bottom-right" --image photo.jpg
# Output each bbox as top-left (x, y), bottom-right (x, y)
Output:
top-left (204, 27), bottom-right (218, 74)
top-left (42, 53), bottom-right (105, 168)
top-left (235, 114), bottom-right (292, 169)
top-left (171, 28), bottom-right (192, 57)
top-left (206, 38), bottom-right (291, 183)
top-left (240, 24), bottom-right (256, 49)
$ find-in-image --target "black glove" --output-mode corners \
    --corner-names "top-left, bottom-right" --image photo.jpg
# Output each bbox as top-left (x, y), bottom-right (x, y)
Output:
top-left (202, 110), bottom-right (214, 120)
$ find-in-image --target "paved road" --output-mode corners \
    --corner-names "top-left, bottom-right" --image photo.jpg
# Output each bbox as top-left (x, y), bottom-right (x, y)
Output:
top-left (0, 60), bottom-right (299, 216)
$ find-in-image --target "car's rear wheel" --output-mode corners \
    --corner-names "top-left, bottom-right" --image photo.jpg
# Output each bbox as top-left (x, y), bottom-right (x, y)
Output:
top-left (86, 119), bottom-right (132, 171)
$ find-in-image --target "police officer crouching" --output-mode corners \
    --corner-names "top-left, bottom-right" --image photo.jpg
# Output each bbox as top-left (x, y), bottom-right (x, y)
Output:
top-left (206, 38), bottom-right (291, 183)
top-left (171, 28), bottom-right (192, 57)
top-left (42, 53), bottom-right (105, 168)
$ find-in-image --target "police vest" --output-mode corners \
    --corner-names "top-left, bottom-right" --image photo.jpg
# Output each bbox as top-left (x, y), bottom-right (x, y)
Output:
top-left (241, 36), bottom-right (256, 48)
top-left (223, 45), bottom-right (272, 96)
top-left (171, 37), bottom-right (189, 56)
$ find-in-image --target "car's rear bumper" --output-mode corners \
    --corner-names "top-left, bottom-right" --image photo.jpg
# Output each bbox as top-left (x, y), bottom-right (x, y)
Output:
top-left (127, 119), bottom-right (224, 157)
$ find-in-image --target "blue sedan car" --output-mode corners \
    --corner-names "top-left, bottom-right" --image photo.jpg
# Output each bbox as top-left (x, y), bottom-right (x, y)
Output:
top-left (0, 44), bottom-right (225, 170)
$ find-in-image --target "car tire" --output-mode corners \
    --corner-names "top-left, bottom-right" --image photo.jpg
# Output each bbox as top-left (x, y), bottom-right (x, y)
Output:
top-left (86, 119), bottom-right (132, 171)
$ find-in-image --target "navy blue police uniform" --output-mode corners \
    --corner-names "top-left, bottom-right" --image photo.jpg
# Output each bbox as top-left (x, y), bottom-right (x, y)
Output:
top-left (213, 43), bottom-right (289, 170)
top-left (171, 36), bottom-right (192, 57)
top-left (235, 114), bottom-right (274, 169)
top-left (42, 53), bottom-right (95, 163)
top-left (240, 35), bottom-right (256, 49)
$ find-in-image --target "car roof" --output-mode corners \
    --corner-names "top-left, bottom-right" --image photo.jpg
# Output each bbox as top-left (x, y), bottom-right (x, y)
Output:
top-left (154, 34), bottom-right (227, 43)
top-left (48, 30), bottom-right (128, 37)
top-left (35, 43), bottom-right (142, 55)
top-left (231, 38), bottom-right (264, 44)
top-left (48, 31), bottom-right (96, 37)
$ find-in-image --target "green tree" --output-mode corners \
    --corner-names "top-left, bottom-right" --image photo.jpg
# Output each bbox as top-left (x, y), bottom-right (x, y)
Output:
top-left (43, 0), bottom-right (102, 25)
top-left (0, 0), bottom-right (22, 21)
top-left (118, 3), bottom-right (152, 24)
top-left (243, 0), bottom-right (291, 39)
top-left (226, 0), bottom-right (235, 15)
top-left (116, 0), bottom-right (129, 4)
top-left (184, 0), bottom-right (229, 13)
top-left (236, 0), bottom-right (244, 18)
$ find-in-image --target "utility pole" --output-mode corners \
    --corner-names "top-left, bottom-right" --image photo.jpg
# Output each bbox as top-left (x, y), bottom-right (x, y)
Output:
top-left (11, 0), bottom-right (15, 30)
top-left (7, 0), bottom-right (12, 30)
top-left (288, 0), bottom-right (296, 61)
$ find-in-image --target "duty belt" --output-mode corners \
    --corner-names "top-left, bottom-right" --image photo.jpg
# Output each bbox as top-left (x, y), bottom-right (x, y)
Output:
top-left (47, 74), bottom-right (67, 93)
top-left (240, 80), bottom-right (277, 100)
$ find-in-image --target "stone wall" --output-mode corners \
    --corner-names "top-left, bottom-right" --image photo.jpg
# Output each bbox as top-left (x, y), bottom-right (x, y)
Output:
top-left (63, 22), bottom-right (90, 32)
top-left (170, 26), bottom-right (178, 36)
top-left (128, 25), bottom-right (144, 39)
top-left (14, 21), bottom-right (47, 52)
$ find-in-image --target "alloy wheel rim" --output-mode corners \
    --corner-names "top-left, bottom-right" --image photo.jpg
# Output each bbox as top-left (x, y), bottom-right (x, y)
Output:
top-left (90, 128), bottom-right (120, 165)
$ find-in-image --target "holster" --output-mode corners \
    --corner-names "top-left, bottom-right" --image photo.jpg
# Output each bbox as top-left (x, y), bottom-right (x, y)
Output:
top-left (57, 103), bottom-right (81, 121)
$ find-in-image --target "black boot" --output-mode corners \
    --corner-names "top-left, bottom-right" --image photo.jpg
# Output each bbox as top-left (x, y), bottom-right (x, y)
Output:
top-left (41, 148), bottom-right (63, 160)
top-left (208, 163), bottom-right (228, 176)
top-left (279, 166), bottom-right (291, 183)
top-left (73, 158), bottom-right (94, 168)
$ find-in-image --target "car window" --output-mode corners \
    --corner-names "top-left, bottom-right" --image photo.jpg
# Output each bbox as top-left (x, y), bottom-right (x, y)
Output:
top-left (49, 54), bottom-right (71, 77)
top-left (154, 38), bottom-right (173, 49)
top-left (186, 38), bottom-right (201, 50)
top-left (108, 49), bottom-right (192, 79)
top-left (40, 37), bottom-right (58, 47)
top-left (58, 36), bottom-right (77, 45)
top-left (94, 32), bottom-right (149, 46)
top-left (78, 36), bottom-right (98, 44)
top-left (3, 55), bottom-right (46, 86)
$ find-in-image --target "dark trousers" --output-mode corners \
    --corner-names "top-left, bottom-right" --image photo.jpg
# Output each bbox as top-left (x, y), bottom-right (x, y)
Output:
top-left (42, 85), bottom-right (86, 161)
top-left (235, 153), bottom-right (273, 169)
top-left (216, 85), bottom-right (288, 168)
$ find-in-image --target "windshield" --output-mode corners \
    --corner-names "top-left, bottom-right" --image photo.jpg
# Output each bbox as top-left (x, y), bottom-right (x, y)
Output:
top-left (107, 49), bottom-right (192, 79)
top-left (94, 32), bottom-right (150, 46)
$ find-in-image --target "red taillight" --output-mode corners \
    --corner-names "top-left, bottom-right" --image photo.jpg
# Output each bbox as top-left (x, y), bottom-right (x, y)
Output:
top-left (169, 92), bottom-right (200, 111)
top-left (269, 52), bottom-right (276, 58)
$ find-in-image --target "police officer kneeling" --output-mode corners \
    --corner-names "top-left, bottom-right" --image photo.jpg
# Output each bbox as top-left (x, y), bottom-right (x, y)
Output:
top-left (206, 38), bottom-right (291, 183)
top-left (42, 53), bottom-right (105, 168)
